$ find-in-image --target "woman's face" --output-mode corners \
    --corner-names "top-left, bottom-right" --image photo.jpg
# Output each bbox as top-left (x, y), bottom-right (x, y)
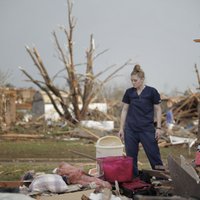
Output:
top-left (131, 74), bottom-right (144, 89)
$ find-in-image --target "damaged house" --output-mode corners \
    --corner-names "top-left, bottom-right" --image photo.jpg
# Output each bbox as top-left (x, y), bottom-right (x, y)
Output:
top-left (32, 90), bottom-right (114, 131)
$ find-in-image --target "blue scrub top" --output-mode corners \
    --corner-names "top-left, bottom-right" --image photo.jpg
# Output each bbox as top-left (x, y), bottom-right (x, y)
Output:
top-left (122, 86), bottom-right (161, 132)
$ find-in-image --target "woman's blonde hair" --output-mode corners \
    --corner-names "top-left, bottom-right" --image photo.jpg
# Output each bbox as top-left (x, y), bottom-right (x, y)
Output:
top-left (131, 64), bottom-right (145, 79)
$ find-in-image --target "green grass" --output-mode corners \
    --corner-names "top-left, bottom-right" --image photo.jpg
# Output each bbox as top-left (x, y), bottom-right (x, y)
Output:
top-left (0, 139), bottom-right (197, 181)
top-left (138, 144), bottom-right (196, 170)
top-left (0, 139), bottom-right (96, 159)
top-left (0, 139), bottom-right (97, 181)
top-left (0, 163), bottom-right (58, 181)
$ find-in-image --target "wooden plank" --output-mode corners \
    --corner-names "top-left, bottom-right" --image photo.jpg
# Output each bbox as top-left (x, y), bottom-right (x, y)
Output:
top-left (0, 133), bottom-right (44, 139)
top-left (141, 169), bottom-right (171, 180)
top-left (0, 181), bottom-right (24, 188)
top-left (167, 155), bottom-right (200, 199)
top-left (0, 180), bottom-right (32, 188)
top-left (194, 39), bottom-right (200, 43)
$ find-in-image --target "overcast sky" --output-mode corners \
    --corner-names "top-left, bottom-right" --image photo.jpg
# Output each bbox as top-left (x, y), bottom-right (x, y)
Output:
top-left (1, 0), bottom-right (200, 95)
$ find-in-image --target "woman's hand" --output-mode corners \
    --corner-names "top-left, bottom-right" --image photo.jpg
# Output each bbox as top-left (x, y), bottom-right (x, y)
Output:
top-left (118, 130), bottom-right (124, 141)
top-left (155, 128), bottom-right (161, 141)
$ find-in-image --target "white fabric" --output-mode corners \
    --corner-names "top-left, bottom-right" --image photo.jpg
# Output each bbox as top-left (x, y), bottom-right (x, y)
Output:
top-left (29, 174), bottom-right (68, 193)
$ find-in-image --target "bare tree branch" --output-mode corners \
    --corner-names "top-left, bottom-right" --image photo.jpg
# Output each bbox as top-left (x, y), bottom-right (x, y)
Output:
top-left (19, 66), bottom-right (65, 118)
top-left (0, 69), bottom-right (12, 87)
top-left (102, 59), bottom-right (132, 84)
top-left (94, 49), bottom-right (109, 60)
top-left (94, 64), bottom-right (116, 79)
top-left (20, 0), bottom-right (131, 124)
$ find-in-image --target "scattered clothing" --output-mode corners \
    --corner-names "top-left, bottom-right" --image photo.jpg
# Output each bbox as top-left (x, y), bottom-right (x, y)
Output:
top-left (57, 162), bottom-right (112, 189)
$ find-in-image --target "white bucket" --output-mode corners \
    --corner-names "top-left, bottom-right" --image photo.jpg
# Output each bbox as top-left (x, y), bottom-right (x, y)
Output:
top-left (95, 136), bottom-right (124, 158)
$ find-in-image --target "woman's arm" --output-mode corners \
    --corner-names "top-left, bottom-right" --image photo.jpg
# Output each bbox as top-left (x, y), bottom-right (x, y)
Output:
top-left (118, 103), bottom-right (129, 140)
top-left (154, 104), bottom-right (162, 140)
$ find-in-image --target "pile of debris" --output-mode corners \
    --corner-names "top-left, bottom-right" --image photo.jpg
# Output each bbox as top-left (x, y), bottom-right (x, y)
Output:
top-left (1, 154), bottom-right (200, 200)
top-left (161, 92), bottom-right (200, 133)
top-left (157, 92), bottom-right (200, 150)
top-left (171, 92), bottom-right (199, 131)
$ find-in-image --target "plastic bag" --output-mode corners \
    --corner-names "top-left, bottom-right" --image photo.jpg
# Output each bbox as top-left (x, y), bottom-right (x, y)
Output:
top-left (97, 156), bottom-right (133, 183)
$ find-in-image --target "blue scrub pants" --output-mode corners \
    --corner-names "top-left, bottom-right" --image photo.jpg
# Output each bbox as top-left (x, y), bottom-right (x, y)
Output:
top-left (124, 128), bottom-right (163, 176)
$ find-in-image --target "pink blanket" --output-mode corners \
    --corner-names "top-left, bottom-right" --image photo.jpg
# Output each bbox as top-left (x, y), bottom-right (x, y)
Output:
top-left (57, 162), bottom-right (112, 189)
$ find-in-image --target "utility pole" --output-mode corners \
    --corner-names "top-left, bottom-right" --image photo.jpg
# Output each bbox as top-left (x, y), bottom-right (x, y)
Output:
top-left (194, 38), bottom-right (200, 140)
top-left (194, 64), bottom-right (200, 90)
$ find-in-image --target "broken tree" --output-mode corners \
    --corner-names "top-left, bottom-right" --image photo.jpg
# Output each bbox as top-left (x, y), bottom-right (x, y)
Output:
top-left (19, 0), bottom-right (131, 124)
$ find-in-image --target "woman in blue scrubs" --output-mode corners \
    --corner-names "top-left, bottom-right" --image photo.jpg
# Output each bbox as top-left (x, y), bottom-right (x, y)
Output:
top-left (118, 64), bottom-right (163, 176)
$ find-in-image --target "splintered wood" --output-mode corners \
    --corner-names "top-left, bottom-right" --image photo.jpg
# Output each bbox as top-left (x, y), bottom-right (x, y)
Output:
top-left (0, 88), bottom-right (16, 129)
